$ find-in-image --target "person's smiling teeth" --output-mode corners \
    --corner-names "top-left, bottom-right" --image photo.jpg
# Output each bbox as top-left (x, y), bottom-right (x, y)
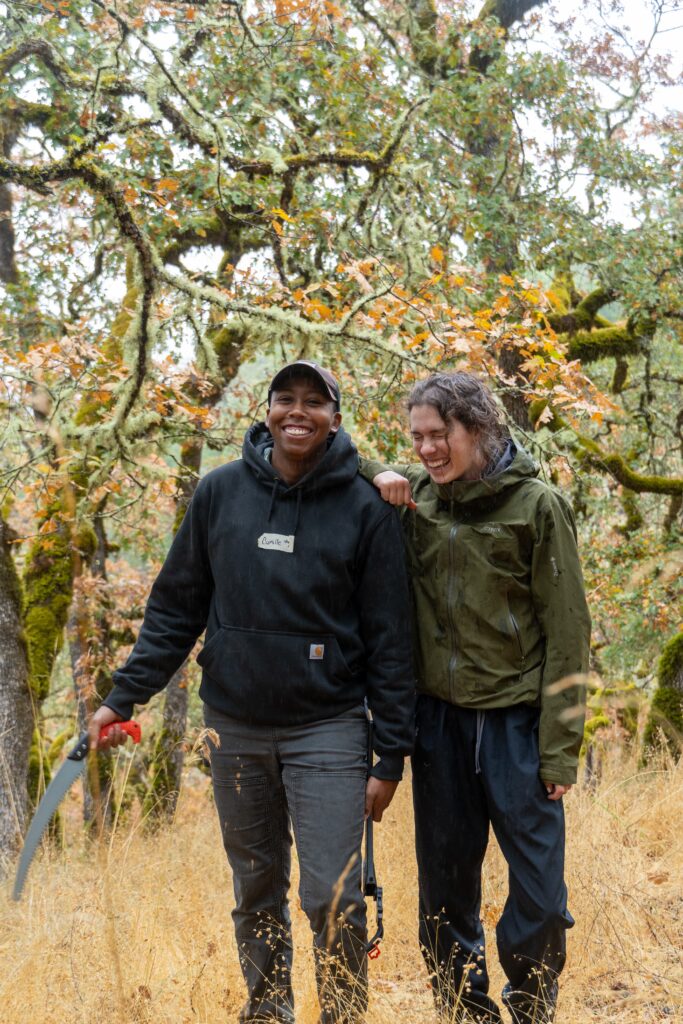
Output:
top-left (283, 425), bottom-right (312, 435)
top-left (425, 458), bottom-right (449, 469)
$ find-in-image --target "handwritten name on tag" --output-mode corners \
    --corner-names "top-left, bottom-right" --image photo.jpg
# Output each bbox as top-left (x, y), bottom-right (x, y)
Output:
top-left (257, 533), bottom-right (295, 553)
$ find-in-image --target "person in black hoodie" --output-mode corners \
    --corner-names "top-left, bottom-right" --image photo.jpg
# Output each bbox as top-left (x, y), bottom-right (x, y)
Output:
top-left (89, 361), bottom-right (415, 1024)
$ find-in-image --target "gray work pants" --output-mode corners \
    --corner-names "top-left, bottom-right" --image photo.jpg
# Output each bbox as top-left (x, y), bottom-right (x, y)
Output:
top-left (204, 703), bottom-right (369, 1024)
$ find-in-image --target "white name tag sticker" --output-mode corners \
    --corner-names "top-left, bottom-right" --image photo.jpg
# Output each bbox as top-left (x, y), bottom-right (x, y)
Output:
top-left (257, 532), bottom-right (295, 553)
top-left (309, 644), bottom-right (325, 660)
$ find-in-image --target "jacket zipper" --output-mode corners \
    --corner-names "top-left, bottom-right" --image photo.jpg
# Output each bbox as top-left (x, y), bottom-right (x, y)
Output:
top-left (509, 611), bottom-right (525, 681)
top-left (447, 519), bottom-right (458, 698)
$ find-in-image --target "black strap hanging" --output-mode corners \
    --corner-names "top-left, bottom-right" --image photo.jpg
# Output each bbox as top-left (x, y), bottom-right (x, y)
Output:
top-left (363, 701), bottom-right (384, 959)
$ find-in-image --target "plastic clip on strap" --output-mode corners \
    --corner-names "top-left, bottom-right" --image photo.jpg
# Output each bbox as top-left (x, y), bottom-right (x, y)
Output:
top-left (363, 701), bottom-right (384, 959)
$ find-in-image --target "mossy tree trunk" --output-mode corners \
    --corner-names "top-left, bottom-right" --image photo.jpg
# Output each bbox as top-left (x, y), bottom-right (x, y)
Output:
top-left (22, 509), bottom-right (75, 808)
top-left (663, 408), bottom-right (683, 536)
top-left (643, 631), bottom-right (683, 759)
top-left (0, 516), bottom-right (32, 868)
top-left (142, 664), bottom-right (189, 825)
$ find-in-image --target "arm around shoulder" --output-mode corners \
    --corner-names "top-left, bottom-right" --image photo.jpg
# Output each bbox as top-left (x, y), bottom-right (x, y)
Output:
top-left (358, 456), bottom-right (417, 508)
top-left (358, 455), bottom-right (412, 484)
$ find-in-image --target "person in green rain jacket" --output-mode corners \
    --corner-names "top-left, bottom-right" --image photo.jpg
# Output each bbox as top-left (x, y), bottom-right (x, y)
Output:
top-left (363, 371), bottom-right (591, 1024)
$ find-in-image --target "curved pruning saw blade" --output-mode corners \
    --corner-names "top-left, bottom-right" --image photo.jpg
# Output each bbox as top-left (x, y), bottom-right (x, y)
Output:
top-left (12, 733), bottom-right (89, 901)
top-left (12, 720), bottom-right (141, 901)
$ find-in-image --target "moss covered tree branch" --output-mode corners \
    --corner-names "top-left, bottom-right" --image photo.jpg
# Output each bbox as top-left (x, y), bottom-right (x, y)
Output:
top-left (159, 262), bottom-right (434, 372)
top-left (0, 118), bottom-right (158, 194)
top-left (547, 287), bottom-right (616, 333)
top-left (156, 89), bottom-right (429, 178)
top-left (564, 325), bottom-right (645, 363)
top-left (0, 37), bottom-right (134, 96)
top-left (545, 283), bottom-right (656, 365)
top-left (530, 401), bottom-right (683, 496)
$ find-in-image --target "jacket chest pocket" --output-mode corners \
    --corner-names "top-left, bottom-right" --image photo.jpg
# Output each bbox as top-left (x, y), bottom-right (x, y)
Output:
top-left (465, 522), bottom-right (526, 575)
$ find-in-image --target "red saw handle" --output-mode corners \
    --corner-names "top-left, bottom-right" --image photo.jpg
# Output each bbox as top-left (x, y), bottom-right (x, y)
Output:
top-left (100, 720), bottom-right (142, 743)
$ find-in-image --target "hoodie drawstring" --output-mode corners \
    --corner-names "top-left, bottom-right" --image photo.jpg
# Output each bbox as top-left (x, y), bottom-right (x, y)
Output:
top-left (293, 487), bottom-right (303, 535)
top-left (474, 710), bottom-right (485, 775)
top-left (265, 479), bottom-right (302, 536)
top-left (266, 479), bottom-right (279, 522)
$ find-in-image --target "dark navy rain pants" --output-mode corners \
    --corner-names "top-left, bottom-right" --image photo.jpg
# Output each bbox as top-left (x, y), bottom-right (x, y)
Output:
top-left (413, 696), bottom-right (573, 1024)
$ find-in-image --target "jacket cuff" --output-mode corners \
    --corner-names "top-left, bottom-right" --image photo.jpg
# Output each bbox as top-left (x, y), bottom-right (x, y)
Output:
top-left (102, 691), bottom-right (136, 723)
top-left (540, 763), bottom-right (578, 786)
top-left (370, 755), bottom-right (404, 781)
top-left (358, 457), bottom-right (391, 484)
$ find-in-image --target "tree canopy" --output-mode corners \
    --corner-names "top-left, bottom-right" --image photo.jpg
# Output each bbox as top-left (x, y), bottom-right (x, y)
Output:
top-left (0, 0), bottom-right (681, 850)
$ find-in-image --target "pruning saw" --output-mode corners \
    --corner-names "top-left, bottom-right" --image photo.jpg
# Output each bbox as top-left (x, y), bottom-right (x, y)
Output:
top-left (12, 720), bottom-right (141, 901)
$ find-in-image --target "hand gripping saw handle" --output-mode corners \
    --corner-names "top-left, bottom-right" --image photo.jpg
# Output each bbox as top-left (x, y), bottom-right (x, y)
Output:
top-left (363, 702), bottom-right (384, 959)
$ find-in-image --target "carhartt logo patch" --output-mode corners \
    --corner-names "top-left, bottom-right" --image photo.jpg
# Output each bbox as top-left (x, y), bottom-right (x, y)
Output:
top-left (257, 533), bottom-right (295, 553)
top-left (309, 644), bottom-right (325, 660)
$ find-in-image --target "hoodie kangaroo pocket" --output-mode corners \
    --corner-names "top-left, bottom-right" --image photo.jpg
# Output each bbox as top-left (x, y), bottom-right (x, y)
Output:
top-left (197, 625), bottom-right (355, 720)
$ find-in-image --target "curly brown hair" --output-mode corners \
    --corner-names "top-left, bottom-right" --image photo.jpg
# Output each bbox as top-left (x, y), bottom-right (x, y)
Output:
top-left (407, 372), bottom-right (509, 471)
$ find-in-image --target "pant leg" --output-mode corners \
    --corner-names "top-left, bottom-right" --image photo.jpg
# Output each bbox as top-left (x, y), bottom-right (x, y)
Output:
top-left (204, 705), bottom-right (294, 1024)
top-left (478, 705), bottom-right (573, 1024)
top-left (412, 696), bottom-right (503, 1024)
top-left (279, 704), bottom-right (369, 1024)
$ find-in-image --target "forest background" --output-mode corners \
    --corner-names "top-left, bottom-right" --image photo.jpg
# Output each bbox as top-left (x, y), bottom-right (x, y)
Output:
top-left (0, 0), bottom-right (681, 1021)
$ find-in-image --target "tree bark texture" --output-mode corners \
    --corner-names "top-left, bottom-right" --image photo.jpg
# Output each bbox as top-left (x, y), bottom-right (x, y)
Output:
top-left (142, 438), bottom-right (202, 824)
top-left (0, 122), bottom-right (19, 284)
top-left (69, 603), bottom-right (115, 829)
top-left (486, 0), bottom-right (548, 31)
top-left (69, 512), bottom-right (115, 827)
top-left (142, 664), bottom-right (189, 825)
top-left (644, 632), bottom-right (683, 758)
top-left (0, 517), bottom-right (32, 868)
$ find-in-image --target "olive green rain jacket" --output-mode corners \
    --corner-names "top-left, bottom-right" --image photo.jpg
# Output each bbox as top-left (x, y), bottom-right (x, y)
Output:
top-left (362, 446), bottom-right (591, 785)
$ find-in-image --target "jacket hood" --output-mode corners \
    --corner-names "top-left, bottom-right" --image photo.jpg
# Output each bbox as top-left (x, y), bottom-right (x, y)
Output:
top-left (433, 441), bottom-right (539, 507)
top-left (243, 421), bottom-right (359, 494)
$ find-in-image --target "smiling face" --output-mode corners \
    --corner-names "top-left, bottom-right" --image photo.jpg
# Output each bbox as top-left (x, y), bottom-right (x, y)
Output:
top-left (266, 373), bottom-right (342, 483)
top-left (409, 403), bottom-right (486, 484)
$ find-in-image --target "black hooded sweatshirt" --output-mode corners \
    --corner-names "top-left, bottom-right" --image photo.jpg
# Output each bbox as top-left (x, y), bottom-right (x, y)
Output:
top-left (104, 424), bottom-right (415, 779)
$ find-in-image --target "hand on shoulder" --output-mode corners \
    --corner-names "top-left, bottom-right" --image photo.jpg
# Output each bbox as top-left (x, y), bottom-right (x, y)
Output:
top-left (373, 471), bottom-right (417, 509)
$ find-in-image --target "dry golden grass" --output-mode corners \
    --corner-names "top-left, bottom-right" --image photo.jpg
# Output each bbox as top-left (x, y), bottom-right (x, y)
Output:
top-left (2, 744), bottom-right (681, 1024)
